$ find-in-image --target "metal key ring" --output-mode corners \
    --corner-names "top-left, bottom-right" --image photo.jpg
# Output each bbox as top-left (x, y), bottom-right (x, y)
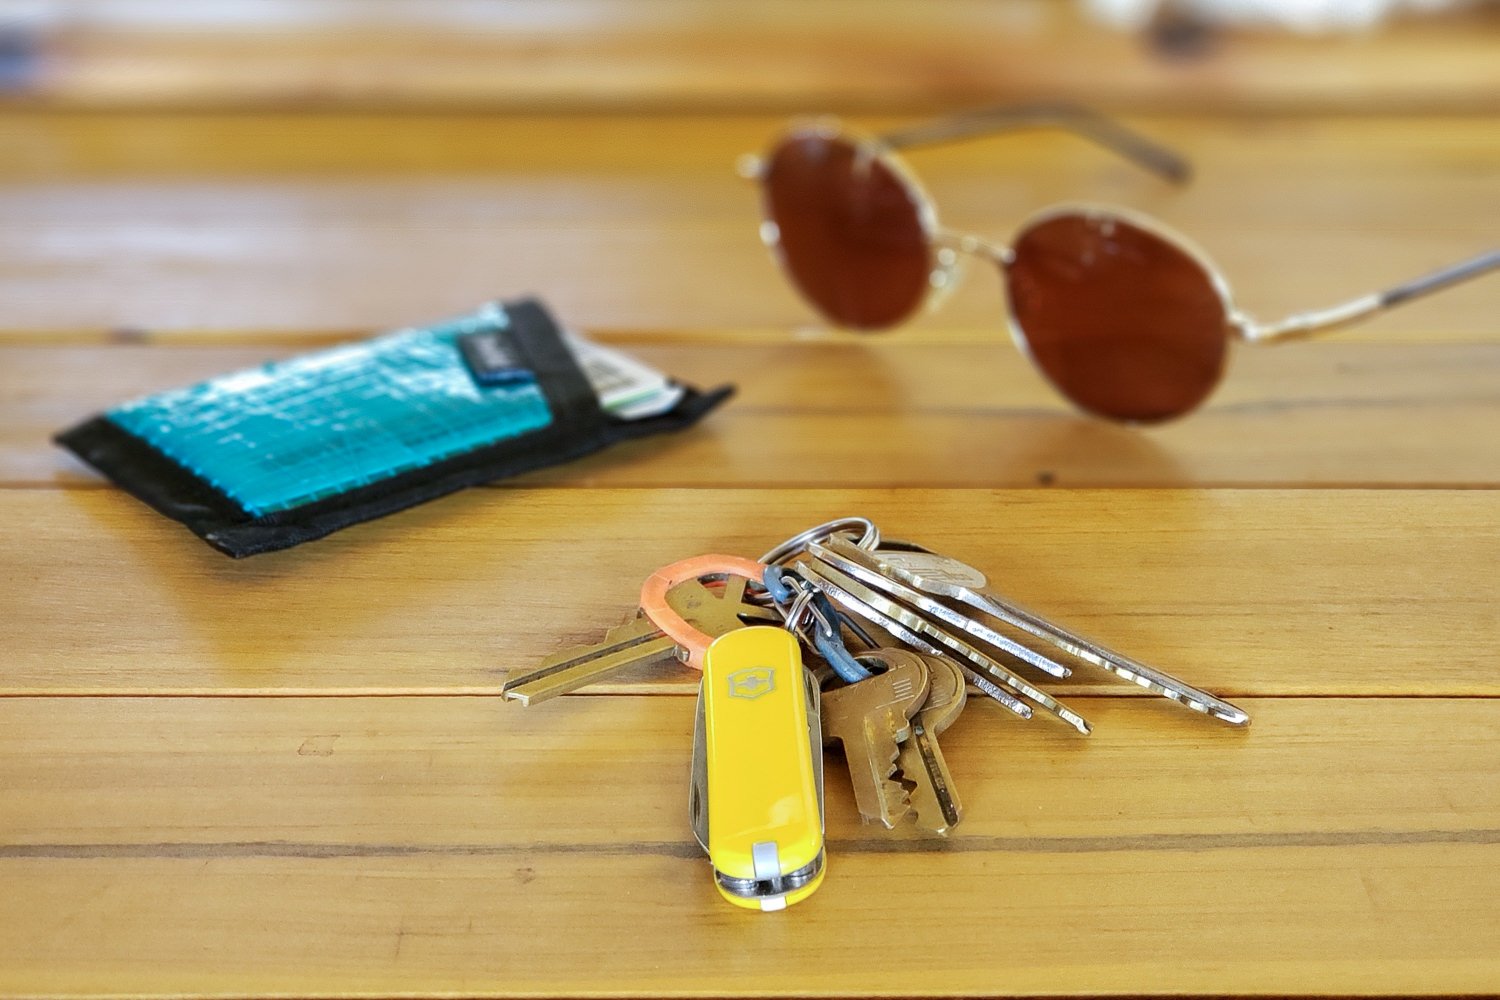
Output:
top-left (640, 554), bottom-right (769, 670)
top-left (758, 517), bottom-right (881, 568)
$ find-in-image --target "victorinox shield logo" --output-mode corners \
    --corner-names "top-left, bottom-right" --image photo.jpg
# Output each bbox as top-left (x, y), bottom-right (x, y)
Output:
top-left (726, 667), bottom-right (776, 700)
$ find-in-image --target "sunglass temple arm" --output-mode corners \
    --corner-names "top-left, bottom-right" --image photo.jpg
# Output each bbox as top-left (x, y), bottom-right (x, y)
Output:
top-left (874, 102), bottom-right (1191, 184)
top-left (1235, 248), bottom-right (1500, 344)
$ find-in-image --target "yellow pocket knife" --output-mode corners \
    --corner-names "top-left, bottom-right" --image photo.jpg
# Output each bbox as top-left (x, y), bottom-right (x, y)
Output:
top-left (689, 626), bottom-right (825, 911)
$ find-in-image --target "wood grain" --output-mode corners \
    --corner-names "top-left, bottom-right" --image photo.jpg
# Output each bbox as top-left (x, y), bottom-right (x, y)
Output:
top-left (8, 0), bottom-right (1498, 113)
top-left (9, 848), bottom-right (1495, 996)
top-left (1, 695), bottom-right (1496, 997)
top-left (0, 113), bottom-right (1495, 336)
top-left (3, 487), bottom-right (1495, 697)
top-left (4, 695), bottom-right (1493, 845)
top-left (11, 338), bottom-right (1500, 490)
top-left (1, 21), bottom-right (1496, 993)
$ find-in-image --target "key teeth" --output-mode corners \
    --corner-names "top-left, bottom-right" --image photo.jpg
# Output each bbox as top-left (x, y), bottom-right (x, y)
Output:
top-left (881, 737), bottom-right (914, 826)
top-left (875, 776), bottom-right (911, 828)
top-left (896, 736), bottom-right (963, 836)
top-left (862, 737), bottom-right (910, 828)
top-left (908, 784), bottom-right (962, 836)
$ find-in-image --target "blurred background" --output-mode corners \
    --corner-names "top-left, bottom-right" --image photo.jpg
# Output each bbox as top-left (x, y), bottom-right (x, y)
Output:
top-left (3, 0), bottom-right (1495, 108)
top-left (0, 0), bottom-right (1495, 339)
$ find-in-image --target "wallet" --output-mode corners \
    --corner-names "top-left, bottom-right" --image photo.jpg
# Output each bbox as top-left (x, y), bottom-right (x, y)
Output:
top-left (57, 299), bottom-right (732, 557)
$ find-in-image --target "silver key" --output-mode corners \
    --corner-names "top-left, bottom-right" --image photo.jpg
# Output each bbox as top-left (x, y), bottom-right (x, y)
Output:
top-left (799, 558), bottom-right (1092, 735)
top-left (820, 648), bottom-right (930, 828)
top-left (873, 540), bottom-right (1250, 726)
top-left (791, 562), bottom-right (1033, 720)
top-left (897, 653), bottom-right (967, 836)
top-left (502, 576), bottom-right (775, 705)
top-left (812, 535), bottom-right (1072, 679)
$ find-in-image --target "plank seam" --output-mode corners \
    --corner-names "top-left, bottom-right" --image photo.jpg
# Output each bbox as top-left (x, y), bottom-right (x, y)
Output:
top-left (6, 827), bottom-right (1500, 861)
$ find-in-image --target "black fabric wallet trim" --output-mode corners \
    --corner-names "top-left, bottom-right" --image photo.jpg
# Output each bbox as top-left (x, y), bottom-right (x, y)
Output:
top-left (55, 298), bottom-right (732, 558)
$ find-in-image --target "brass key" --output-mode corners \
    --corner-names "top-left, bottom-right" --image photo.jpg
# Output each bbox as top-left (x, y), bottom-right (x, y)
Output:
top-left (502, 576), bottom-right (775, 705)
top-left (897, 653), bottom-right (967, 836)
top-left (820, 649), bottom-right (930, 829)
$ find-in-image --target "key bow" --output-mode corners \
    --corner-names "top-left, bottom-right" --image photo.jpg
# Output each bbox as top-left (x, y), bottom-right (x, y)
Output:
top-left (640, 554), bottom-right (770, 669)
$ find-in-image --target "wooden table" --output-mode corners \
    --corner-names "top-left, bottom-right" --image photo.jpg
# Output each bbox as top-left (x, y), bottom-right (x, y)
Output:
top-left (2, 4), bottom-right (1498, 997)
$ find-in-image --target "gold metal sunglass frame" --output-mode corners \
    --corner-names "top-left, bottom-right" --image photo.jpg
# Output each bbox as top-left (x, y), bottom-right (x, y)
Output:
top-left (742, 104), bottom-right (1498, 417)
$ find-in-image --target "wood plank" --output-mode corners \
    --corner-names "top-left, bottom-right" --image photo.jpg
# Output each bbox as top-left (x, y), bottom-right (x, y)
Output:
top-left (3, 488), bottom-right (1496, 696)
top-left (0, 696), bottom-right (1496, 997)
top-left (10, 339), bottom-right (1500, 489)
top-left (7, 0), bottom-right (1498, 113)
top-left (5, 695), bottom-right (1494, 845)
top-left (0, 113), bottom-right (1495, 337)
top-left (8, 848), bottom-right (1495, 997)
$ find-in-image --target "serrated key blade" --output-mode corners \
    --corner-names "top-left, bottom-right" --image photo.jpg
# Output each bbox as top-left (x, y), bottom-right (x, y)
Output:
top-left (896, 653), bottom-right (967, 836)
top-left (900, 723), bottom-right (962, 834)
top-left (821, 650), bottom-right (928, 828)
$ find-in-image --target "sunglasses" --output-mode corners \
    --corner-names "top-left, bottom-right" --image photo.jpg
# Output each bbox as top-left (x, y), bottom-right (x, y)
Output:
top-left (743, 105), bottom-right (1499, 423)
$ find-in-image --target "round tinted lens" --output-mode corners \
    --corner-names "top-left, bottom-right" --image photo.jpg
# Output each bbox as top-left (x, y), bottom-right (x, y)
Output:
top-left (761, 130), bottom-right (931, 330)
top-left (1006, 212), bottom-right (1230, 422)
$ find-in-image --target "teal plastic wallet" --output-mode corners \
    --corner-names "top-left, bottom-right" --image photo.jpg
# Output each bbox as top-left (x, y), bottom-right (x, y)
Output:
top-left (57, 299), bottom-right (731, 557)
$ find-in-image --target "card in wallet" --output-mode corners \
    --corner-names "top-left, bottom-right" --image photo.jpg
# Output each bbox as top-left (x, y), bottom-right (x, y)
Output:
top-left (56, 299), bottom-right (732, 557)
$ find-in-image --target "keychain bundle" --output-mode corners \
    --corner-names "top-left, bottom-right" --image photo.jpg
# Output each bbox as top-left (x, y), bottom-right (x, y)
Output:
top-left (57, 299), bottom-right (731, 557)
top-left (504, 517), bottom-right (1249, 912)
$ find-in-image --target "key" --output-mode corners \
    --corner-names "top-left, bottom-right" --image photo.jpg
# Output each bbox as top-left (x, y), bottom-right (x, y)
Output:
top-left (788, 562), bottom-right (1033, 720)
top-left (502, 576), bottom-right (775, 705)
top-left (820, 648), bottom-right (930, 829)
top-left (872, 540), bottom-right (1250, 726)
top-left (799, 558), bottom-right (1092, 734)
top-left (811, 535), bottom-right (1072, 679)
top-left (896, 653), bottom-right (967, 836)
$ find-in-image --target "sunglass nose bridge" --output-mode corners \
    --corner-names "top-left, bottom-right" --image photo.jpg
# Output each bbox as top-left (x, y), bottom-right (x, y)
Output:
top-left (934, 228), bottom-right (1014, 266)
top-left (926, 245), bottom-right (969, 307)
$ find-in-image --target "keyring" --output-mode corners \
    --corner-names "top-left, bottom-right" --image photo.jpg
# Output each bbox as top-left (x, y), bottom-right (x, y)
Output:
top-left (640, 554), bottom-right (769, 669)
top-left (758, 517), bottom-right (880, 568)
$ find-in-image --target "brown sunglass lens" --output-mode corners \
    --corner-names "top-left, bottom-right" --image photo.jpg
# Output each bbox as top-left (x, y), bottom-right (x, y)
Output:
top-left (1006, 212), bottom-right (1230, 422)
top-left (761, 131), bottom-right (931, 330)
